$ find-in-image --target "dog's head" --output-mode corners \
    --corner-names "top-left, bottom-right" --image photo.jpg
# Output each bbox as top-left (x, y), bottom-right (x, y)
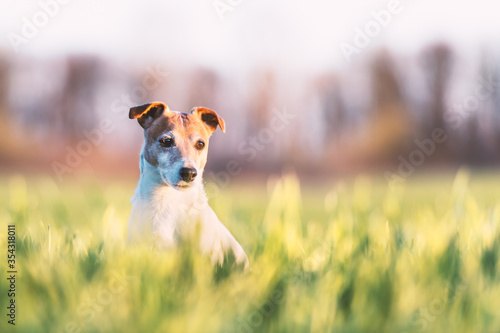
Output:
top-left (129, 102), bottom-right (225, 190)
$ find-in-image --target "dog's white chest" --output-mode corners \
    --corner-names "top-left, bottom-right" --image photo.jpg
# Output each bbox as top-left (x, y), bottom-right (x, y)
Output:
top-left (129, 184), bottom-right (205, 248)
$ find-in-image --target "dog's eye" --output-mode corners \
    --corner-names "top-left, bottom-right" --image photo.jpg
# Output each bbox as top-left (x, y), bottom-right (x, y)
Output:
top-left (195, 140), bottom-right (205, 150)
top-left (159, 137), bottom-right (174, 147)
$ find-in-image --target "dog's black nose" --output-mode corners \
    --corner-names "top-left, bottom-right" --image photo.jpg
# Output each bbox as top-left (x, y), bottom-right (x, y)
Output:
top-left (180, 167), bottom-right (197, 182)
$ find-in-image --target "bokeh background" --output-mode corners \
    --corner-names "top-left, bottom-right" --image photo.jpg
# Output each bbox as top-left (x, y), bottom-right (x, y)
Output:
top-left (1, 0), bottom-right (499, 182)
top-left (2, 2), bottom-right (500, 333)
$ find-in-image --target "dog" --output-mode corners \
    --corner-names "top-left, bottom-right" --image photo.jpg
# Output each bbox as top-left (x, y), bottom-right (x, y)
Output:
top-left (127, 102), bottom-right (249, 269)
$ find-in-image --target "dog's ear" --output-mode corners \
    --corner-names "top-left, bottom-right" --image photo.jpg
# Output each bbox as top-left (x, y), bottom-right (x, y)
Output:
top-left (191, 107), bottom-right (226, 134)
top-left (129, 102), bottom-right (168, 129)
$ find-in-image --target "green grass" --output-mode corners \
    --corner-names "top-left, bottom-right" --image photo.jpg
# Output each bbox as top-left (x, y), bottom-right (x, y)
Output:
top-left (1, 170), bottom-right (499, 333)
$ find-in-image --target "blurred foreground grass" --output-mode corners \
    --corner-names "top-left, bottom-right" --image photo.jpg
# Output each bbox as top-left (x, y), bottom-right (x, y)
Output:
top-left (0, 170), bottom-right (499, 333)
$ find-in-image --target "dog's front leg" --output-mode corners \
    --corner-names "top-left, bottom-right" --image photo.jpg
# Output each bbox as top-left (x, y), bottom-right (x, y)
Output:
top-left (198, 207), bottom-right (249, 270)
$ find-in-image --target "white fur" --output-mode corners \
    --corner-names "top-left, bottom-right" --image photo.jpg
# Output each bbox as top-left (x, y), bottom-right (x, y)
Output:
top-left (128, 147), bottom-right (249, 269)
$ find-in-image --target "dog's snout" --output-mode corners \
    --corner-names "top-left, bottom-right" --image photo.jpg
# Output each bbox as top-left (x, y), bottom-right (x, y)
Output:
top-left (180, 167), bottom-right (197, 182)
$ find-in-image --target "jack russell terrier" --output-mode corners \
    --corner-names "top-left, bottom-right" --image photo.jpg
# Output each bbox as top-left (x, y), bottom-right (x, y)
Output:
top-left (127, 102), bottom-right (249, 269)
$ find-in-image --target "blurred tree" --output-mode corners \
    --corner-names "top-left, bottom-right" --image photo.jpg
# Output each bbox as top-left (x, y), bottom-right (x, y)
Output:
top-left (57, 56), bottom-right (102, 142)
top-left (421, 43), bottom-right (453, 158)
top-left (244, 69), bottom-right (279, 169)
top-left (492, 66), bottom-right (500, 161)
top-left (247, 70), bottom-right (276, 134)
top-left (0, 53), bottom-right (11, 159)
top-left (367, 50), bottom-right (413, 161)
top-left (0, 54), bottom-right (8, 112)
top-left (468, 59), bottom-right (500, 164)
top-left (315, 73), bottom-right (345, 141)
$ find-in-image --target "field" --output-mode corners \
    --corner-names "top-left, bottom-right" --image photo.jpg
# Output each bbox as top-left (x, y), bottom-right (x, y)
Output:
top-left (1, 170), bottom-right (499, 333)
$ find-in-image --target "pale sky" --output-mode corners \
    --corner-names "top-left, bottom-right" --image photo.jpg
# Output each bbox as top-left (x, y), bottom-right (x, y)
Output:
top-left (1, 0), bottom-right (499, 72)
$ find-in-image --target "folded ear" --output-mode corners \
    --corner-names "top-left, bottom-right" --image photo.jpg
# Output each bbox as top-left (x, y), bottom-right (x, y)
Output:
top-left (129, 102), bottom-right (168, 129)
top-left (191, 107), bottom-right (226, 134)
